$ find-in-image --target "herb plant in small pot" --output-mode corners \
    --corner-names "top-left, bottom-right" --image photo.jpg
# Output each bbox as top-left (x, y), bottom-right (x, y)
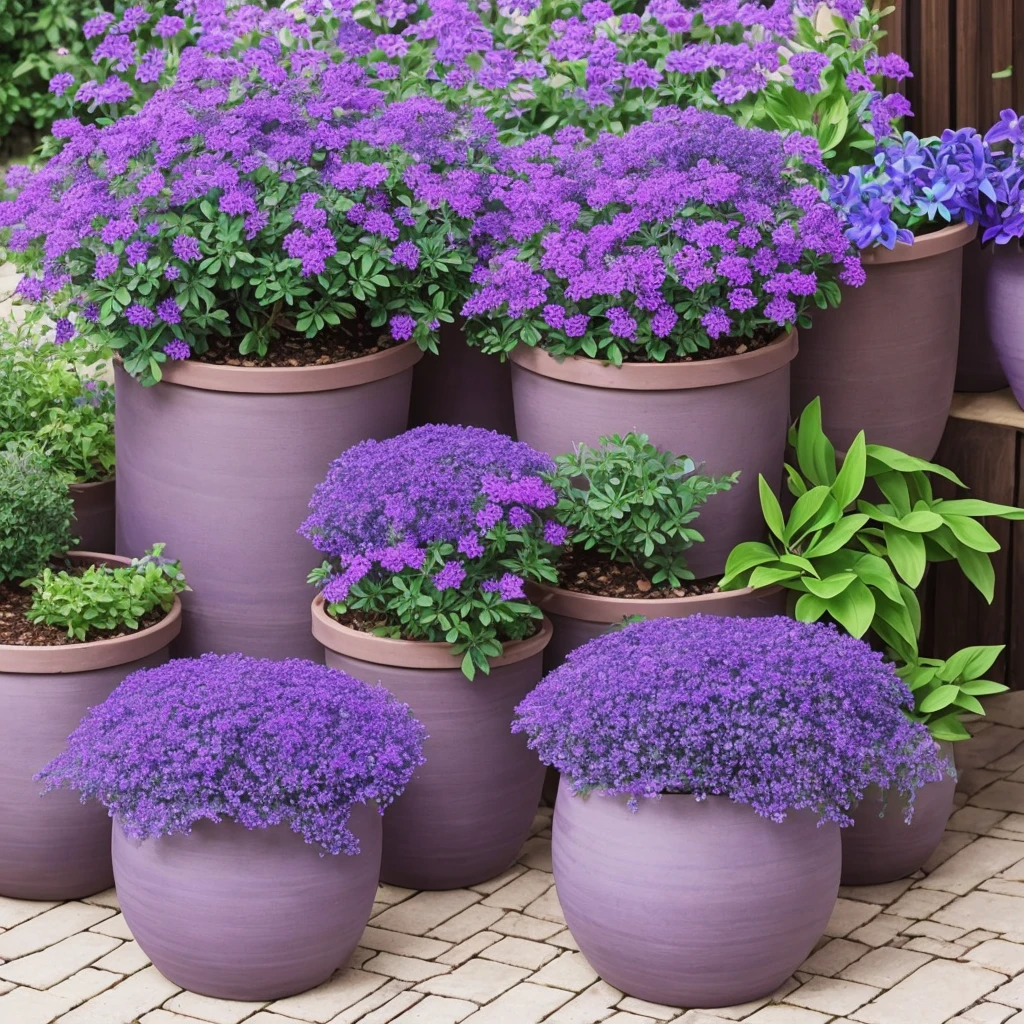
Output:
top-left (39, 653), bottom-right (425, 1001)
top-left (302, 424), bottom-right (562, 889)
top-left (535, 432), bottom-right (784, 672)
top-left (0, 450), bottom-right (184, 899)
top-left (513, 615), bottom-right (946, 1008)
top-left (464, 108), bottom-right (860, 575)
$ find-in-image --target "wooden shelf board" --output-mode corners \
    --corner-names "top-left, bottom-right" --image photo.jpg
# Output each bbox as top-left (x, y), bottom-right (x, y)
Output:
top-left (950, 389), bottom-right (1024, 430)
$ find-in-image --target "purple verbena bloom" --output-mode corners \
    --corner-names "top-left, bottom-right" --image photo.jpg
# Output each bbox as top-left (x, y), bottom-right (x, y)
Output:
top-left (124, 304), bottom-right (155, 328)
top-left (163, 339), bottom-right (190, 360)
top-left (172, 235), bottom-right (202, 262)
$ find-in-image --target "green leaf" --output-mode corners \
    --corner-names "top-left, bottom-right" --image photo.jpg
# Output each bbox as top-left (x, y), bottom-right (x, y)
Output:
top-left (933, 499), bottom-right (1024, 519)
top-left (960, 678), bottom-right (1009, 696)
top-left (801, 514), bottom-right (870, 558)
top-left (919, 685), bottom-right (960, 713)
top-left (721, 541), bottom-right (779, 584)
top-left (794, 592), bottom-right (828, 622)
top-left (822, 578), bottom-right (875, 637)
top-left (883, 525), bottom-right (927, 587)
top-left (749, 566), bottom-right (801, 589)
top-left (758, 475), bottom-right (786, 542)
top-left (785, 486), bottom-right (832, 543)
top-left (898, 510), bottom-right (945, 533)
top-left (928, 715), bottom-right (972, 742)
top-left (954, 543), bottom-right (997, 602)
top-left (803, 573), bottom-right (856, 599)
top-left (831, 431), bottom-right (866, 509)
top-left (942, 514), bottom-right (1002, 552)
top-left (851, 553), bottom-right (903, 602)
top-left (937, 645), bottom-right (1004, 682)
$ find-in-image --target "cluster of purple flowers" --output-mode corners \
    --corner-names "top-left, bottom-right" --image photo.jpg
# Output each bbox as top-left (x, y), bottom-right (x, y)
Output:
top-left (976, 110), bottom-right (1024, 244)
top-left (38, 654), bottom-right (426, 855)
top-left (513, 616), bottom-right (949, 824)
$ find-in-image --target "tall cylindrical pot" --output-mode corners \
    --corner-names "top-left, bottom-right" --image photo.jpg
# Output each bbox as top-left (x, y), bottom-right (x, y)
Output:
top-left (0, 553), bottom-right (181, 899)
top-left (115, 342), bottom-right (421, 660)
top-left (987, 243), bottom-right (1024, 409)
top-left (957, 241), bottom-right (1009, 393)
top-left (793, 221), bottom-right (976, 459)
top-left (510, 331), bottom-right (797, 579)
top-left (841, 742), bottom-right (957, 885)
top-left (313, 596), bottom-right (550, 889)
top-left (409, 322), bottom-right (516, 435)
top-left (113, 806), bottom-right (382, 1000)
top-left (69, 478), bottom-right (116, 554)
top-left (553, 779), bottom-right (841, 1007)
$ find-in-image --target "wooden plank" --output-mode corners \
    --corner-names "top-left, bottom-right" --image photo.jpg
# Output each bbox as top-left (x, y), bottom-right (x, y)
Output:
top-left (955, 0), bottom-right (981, 131)
top-left (986, 0), bottom-right (1015, 122)
top-left (917, 0), bottom-right (953, 137)
top-left (950, 389), bottom-right (1024, 430)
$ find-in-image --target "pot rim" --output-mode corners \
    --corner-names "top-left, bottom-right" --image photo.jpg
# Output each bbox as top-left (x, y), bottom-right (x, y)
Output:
top-left (312, 593), bottom-right (553, 669)
top-left (115, 338), bottom-right (423, 395)
top-left (528, 581), bottom-right (783, 624)
top-left (507, 329), bottom-right (797, 392)
top-left (69, 477), bottom-right (115, 492)
top-left (0, 552), bottom-right (182, 674)
top-left (862, 219), bottom-right (977, 266)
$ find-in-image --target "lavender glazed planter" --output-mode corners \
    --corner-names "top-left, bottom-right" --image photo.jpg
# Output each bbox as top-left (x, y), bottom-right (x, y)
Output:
top-left (793, 221), bottom-right (976, 459)
top-left (113, 805), bottom-right (382, 1000)
top-left (985, 243), bottom-right (1024, 409)
top-left (510, 330), bottom-right (797, 579)
top-left (409, 322), bottom-right (516, 435)
top-left (313, 596), bottom-right (550, 889)
top-left (0, 553), bottom-right (180, 900)
top-left (115, 342), bottom-right (421, 660)
top-left (69, 478), bottom-right (116, 554)
top-left (553, 779), bottom-right (841, 1007)
top-left (841, 743), bottom-right (957, 885)
top-left (957, 241), bottom-right (1009, 393)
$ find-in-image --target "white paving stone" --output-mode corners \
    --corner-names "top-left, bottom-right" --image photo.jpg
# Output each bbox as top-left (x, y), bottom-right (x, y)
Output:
top-left (479, 936), bottom-right (558, 970)
top-left (460, 981), bottom-right (571, 1022)
top-left (269, 969), bottom-right (388, 1023)
top-left (414, 958), bottom-right (530, 1002)
top-left (163, 990), bottom-right (268, 1023)
top-left (785, 976), bottom-right (880, 1015)
top-left (372, 892), bottom-right (483, 937)
top-left (91, 941), bottom-right (150, 976)
top-left (918, 838), bottom-right (1024, 895)
top-left (52, 966), bottom-right (180, 1023)
top-left (838, 947), bottom-right (931, 988)
top-left (362, 952), bottom-right (452, 983)
top-left (0, 933), bottom-right (120, 988)
top-left (0, 904), bottom-right (115, 960)
top-left (389, 994), bottom-right (478, 1023)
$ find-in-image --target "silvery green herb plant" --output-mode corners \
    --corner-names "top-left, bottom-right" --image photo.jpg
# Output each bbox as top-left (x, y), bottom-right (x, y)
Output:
top-left (546, 432), bottom-right (737, 587)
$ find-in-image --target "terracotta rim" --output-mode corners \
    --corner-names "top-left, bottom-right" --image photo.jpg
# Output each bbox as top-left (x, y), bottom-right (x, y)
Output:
top-left (116, 339), bottom-right (423, 395)
top-left (527, 582), bottom-right (783, 624)
top-left (312, 594), bottom-right (552, 669)
top-left (862, 220), bottom-right (977, 266)
top-left (0, 552), bottom-right (182, 675)
top-left (507, 329), bottom-right (796, 392)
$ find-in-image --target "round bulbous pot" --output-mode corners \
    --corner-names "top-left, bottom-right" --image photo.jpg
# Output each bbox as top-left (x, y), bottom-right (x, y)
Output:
top-left (985, 243), bottom-right (1024, 409)
top-left (957, 240), bottom-right (1009, 393)
top-left (841, 742), bottom-right (957, 886)
top-left (793, 221), bottom-right (976, 459)
top-left (312, 595), bottom-right (550, 890)
top-left (69, 478), bottom-right (116, 554)
top-left (0, 553), bottom-right (181, 900)
top-left (112, 804), bottom-right (382, 1001)
top-left (409, 321), bottom-right (516, 436)
top-left (509, 330), bottom-right (797, 580)
top-left (115, 341), bottom-right (421, 661)
top-left (552, 778), bottom-right (841, 1008)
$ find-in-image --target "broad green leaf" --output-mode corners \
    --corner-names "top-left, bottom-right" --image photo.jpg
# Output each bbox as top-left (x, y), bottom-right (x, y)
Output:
top-left (785, 485), bottom-right (832, 543)
top-left (759, 476), bottom-right (786, 542)
top-left (954, 542), bottom-right (997, 602)
top-left (942, 514), bottom-right (1002, 552)
top-left (918, 685), bottom-right (960, 713)
top-left (801, 513), bottom-right (870, 558)
top-left (866, 445), bottom-right (966, 486)
top-left (721, 540), bottom-right (778, 583)
top-left (803, 573), bottom-right (856, 599)
top-left (749, 566), bottom-right (801, 589)
top-left (937, 645), bottom-right (1005, 682)
top-left (852, 553), bottom-right (903, 602)
top-left (954, 694), bottom-right (987, 716)
top-left (898, 510), bottom-right (945, 533)
top-left (933, 499), bottom-right (1024, 519)
top-left (960, 678), bottom-right (1009, 696)
top-left (884, 525), bottom-right (927, 587)
top-left (927, 715), bottom-right (972, 742)
top-left (831, 431), bottom-right (866, 509)
top-left (873, 470), bottom-right (912, 515)
top-left (823, 578), bottom-right (875, 637)
top-left (794, 592), bottom-right (828, 622)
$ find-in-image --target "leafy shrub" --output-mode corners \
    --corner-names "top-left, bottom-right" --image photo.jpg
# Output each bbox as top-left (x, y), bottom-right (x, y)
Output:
top-left (547, 432), bottom-right (737, 587)
top-left (0, 448), bottom-right (75, 583)
top-left (26, 544), bottom-right (189, 640)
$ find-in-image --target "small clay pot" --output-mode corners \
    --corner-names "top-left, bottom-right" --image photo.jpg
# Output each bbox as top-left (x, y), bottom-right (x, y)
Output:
top-left (510, 331), bottom-right (797, 579)
top-left (0, 553), bottom-right (181, 900)
top-left (115, 341), bottom-right (422, 661)
top-left (69, 478), bottom-right (116, 554)
top-left (793, 221), bottom-right (976, 459)
top-left (313, 596), bottom-right (550, 889)
top-left (113, 805), bottom-right (382, 1000)
top-left (553, 779), bottom-right (841, 1007)
top-left (957, 240), bottom-right (1009, 393)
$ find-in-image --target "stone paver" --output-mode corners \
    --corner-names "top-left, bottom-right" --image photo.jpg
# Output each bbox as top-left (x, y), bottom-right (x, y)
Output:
top-left (3, 692), bottom-right (1024, 1024)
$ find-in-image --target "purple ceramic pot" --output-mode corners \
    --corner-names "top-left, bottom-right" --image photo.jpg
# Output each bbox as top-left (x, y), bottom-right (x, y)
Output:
top-left (409, 322), bottom-right (516, 435)
top-left (115, 343), bottom-right (421, 660)
top-left (0, 554), bottom-right (180, 900)
top-left (510, 331), bottom-right (797, 580)
top-left (793, 221), bottom-right (975, 459)
top-left (313, 597), bottom-right (550, 889)
top-left (986, 244), bottom-right (1024, 409)
top-left (553, 779), bottom-right (841, 1007)
top-left (957, 241), bottom-right (1009, 393)
top-left (113, 805), bottom-right (382, 1001)
top-left (841, 743), bottom-right (957, 885)
top-left (69, 479), bottom-right (116, 554)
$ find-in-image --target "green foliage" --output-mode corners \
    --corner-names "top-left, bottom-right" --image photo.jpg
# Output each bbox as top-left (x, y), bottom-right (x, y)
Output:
top-left (721, 399), bottom-right (1024, 738)
top-left (0, 448), bottom-right (75, 583)
top-left (0, 330), bottom-right (114, 483)
top-left (26, 544), bottom-right (189, 641)
top-left (547, 433), bottom-right (737, 587)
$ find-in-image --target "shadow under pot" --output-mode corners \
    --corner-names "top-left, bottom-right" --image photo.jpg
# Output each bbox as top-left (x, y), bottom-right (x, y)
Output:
top-left (113, 806), bottom-right (382, 1001)
top-left (509, 330), bottom-right (797, 580)
top-left (69, 478), bottom-right (116, 555)
top-left (552, 778), bottom-right (841, 1008)
top-left (792, 221), bottom-right (976, 460)
top-left (840, 742), bottom-right (957, 886)
top-left (114, 341), bottom-right (421, 661)
top-left (0, 553), bottom-right (181, 900)
top-left (312, 595), bottom-right (550, 890)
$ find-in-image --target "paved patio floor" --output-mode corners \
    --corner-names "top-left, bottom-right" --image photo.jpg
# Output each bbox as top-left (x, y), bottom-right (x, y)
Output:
top-left (3, 694), bottom-right (1024, 1024)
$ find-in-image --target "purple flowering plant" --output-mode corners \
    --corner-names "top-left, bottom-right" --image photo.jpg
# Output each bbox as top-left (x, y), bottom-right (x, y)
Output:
top-left (462, 107), bottom-right (860, 364)
top-left (975, 109), bottom-right (1024, 244)
top-left (512, 615), bottom-right (950, 823)
top-left (0, 0), bottom-right (490, 385)
top-left (301, 425), bottom-right (568, 678)
top-left (38, 653), bottom-right (426, 855)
